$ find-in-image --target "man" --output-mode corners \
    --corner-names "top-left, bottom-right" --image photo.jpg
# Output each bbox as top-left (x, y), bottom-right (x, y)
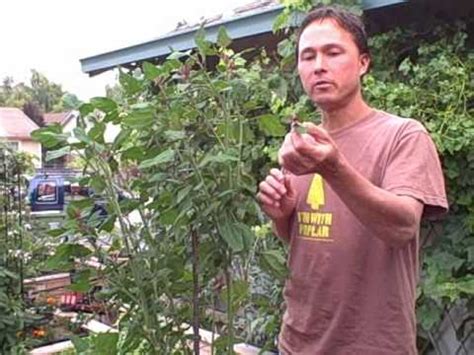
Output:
top-left (257, 6), bottom-right (448, 355)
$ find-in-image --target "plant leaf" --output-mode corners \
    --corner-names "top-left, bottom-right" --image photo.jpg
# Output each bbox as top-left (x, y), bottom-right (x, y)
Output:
top-left (142, 62), bottom-right (162, 81)
top-left (258, 114), bottom-right (286, 137)
top-left (139, 149), bottom-right (175, 169)
top-left (46, 146), bottom-right (70, 161)
top-left (217, 26), bottom-right (232, 48)
top-left (119, 70), bottom-right (142, 96)
top-left (90, 97), bottom-right (117, 114)
top-left (219, 220), bottom-right (244, 252)
top-left (260, 249), bottom-right (288, 281)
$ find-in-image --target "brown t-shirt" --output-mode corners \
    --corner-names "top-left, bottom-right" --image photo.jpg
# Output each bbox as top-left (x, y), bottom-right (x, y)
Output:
top-left (279, 110), bottom-right (448, 355)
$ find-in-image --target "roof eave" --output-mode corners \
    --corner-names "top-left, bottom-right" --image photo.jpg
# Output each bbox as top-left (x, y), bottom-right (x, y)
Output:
top-left (363, 0), bottom-right (407, 10)
top-left (80, 4), bottom-right (284, 76)
top-left (61, 111), bottom-right (79, 126)
top-left (3, 136), bottom-right (36, 140)
top-left (80, 0), bottom-right (411, 76)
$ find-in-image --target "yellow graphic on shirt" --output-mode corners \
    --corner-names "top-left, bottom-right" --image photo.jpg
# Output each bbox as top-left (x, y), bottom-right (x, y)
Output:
top-left (298, 174), bottom-right (334, 242)
top-left (306, 174), bottom-right (325, 210)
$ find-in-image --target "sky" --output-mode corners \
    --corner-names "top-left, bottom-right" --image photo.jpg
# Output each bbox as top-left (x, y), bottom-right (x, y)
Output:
top-left (0, 0), bottom-right (253, 101)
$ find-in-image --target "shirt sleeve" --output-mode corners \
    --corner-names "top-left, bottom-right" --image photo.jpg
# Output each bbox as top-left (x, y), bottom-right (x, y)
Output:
top-left (381, 122), bottom-right (449, 219)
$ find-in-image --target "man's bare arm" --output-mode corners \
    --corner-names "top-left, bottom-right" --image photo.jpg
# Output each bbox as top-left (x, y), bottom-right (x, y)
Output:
top-left (326, 155), bottom-right (424, 247)
top-left (280, 123), bottom-right (424, 248)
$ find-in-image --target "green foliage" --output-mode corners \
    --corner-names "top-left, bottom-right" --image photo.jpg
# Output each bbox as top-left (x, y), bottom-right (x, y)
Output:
top-left (45, 244), bottom-right (92, 270)
top-left (32, 25), bottom-right (291, 353)
top-left (29, 70), bottom-right (64, 112)
top-left (30, 5), bottom-right (473, 354)
top-left (0, 144), bottom-right (30, 352)
top-left (364, 22), bottom-right (474, 348)
top-left (260, 249), bottom-right (288, 281)
top-left (0, 70), bottom-right (81, 126)
top-left (72, 333), bottom-right (119, 355)
top-left (0, 266), bottom-right (23, 353)
top-left (273, 0), bottom-right (362, 32)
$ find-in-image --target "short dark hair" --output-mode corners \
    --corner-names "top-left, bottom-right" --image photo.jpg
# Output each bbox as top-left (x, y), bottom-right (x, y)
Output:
top-left (296, 5), bottom-right (370, 60)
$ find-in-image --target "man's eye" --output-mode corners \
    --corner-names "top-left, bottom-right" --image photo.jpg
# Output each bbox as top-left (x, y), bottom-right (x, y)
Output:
top-left (328, 51), bottom-right (341, 56)
top-left (302, 54), bottom-right (315, 61)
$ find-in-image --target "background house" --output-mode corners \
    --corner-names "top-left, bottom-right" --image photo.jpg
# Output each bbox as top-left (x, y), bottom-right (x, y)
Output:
top-left (42, 110), bottom-right (79, 169)
top-left (0, 107), bottom-right (42, 167)
top-left (43, 111), bottom-right (78, 134)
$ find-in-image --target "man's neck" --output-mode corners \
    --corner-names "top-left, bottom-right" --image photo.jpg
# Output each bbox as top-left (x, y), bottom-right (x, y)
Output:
top-left (320, 94), bottom-right (373, 132)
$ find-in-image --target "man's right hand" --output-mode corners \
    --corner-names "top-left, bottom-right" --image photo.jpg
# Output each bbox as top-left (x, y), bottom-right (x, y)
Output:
top-left (257, 168), bottom-right (297, 221)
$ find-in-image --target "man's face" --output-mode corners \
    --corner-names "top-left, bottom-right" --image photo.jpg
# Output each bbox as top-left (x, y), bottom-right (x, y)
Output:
top-left (297, 19), bottom-right (370, 110)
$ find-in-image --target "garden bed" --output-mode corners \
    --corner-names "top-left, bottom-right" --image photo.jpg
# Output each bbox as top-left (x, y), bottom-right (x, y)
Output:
top-left (29, 313), bottom-right (113, 354)
top-left (24, 273), bottom-right (71, 298)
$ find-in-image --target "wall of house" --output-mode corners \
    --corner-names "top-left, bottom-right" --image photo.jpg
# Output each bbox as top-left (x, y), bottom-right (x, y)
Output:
top-left (63, 116), bottom-right (77, 134)
top-left (19, 140), bottom-right (42, 168)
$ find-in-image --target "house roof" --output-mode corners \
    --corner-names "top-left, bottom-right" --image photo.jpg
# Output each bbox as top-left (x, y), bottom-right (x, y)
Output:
top-left (43, 112), bottom-right (71, 125)
top-left (80, 0), bottom-right (415, 76)
top-left (0, 107), bottom-right (40, 140)
top-left (81, 0), bottom-right (285, 76)
top-left (171, 0), bottom-right (280, 34)
top-left (43, 112), bottom-right (69, 125)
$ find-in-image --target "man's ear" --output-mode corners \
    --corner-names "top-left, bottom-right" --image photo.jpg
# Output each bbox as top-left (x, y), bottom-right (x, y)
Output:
top-left (359, 53), bottom-right (371, 77)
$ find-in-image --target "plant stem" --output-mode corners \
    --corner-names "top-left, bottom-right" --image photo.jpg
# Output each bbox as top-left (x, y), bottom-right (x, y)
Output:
top-left (191, 228), bottom-right (201, 355)
top-left (94, 155), bottom-right (158, 350)
top-left (224, 257), bottom-right (234, 355)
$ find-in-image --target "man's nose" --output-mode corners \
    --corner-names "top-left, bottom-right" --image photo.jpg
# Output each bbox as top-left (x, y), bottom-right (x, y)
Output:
top-left (313, 54), bottom-right (326, 73)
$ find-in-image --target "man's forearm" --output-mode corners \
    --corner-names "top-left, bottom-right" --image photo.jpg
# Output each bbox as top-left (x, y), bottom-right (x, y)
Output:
top-left (272, 217), bottom-right (292, 243)
top-left (324, 155), bottom-right (422, 247)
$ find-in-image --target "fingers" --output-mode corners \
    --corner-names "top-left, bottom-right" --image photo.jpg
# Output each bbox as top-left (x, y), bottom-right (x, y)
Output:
top-left (269, 168), bottom-right (285, 183)
top-left (303, 123), bottom-right (332, 143)
top-left (257, 170), bottom-right (288, 208)
top-left (281, 154), bottom-right (313, 176)
top-left (279, 134), bottom-right (316, 175)
top-left (257, 190), bottom-right (281, 208)
top-left (290, 131), bottom-right (317, 155)
top-left (278, 134), bottom-right (292, 166)
top-left (283, 172), bottom-right (295, 198)
top-left (259, 175), bottom-right (286, 197)
top-left (279, 134), bottom-right (311, 166)
top-left (279, 121), bottom-right (338, 175)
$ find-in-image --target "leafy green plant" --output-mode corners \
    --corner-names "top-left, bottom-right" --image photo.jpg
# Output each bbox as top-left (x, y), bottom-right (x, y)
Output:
top-left (0, 145), bottom-right (32, 352)
top-left (31, 2), bottom-right (473, 354)
top-left (275, 2), bottom-right (473, 349)
top-left (364, 22), bottom-right (474, 351)
top-left (33, 25), bottom-right (290, 353)
top-left (0, 266), bottom-right (23, 352)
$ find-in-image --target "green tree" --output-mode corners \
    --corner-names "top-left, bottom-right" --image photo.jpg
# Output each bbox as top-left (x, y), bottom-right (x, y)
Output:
top-left (29, 69), bottom-right (64, 113)
top-left (0, 77), bottom-right (14, 105)
top-left (0, 70), bottom-right (81, 126)
top-left (1, 82), bottom-right (33, 109)
top-left (22, 101), bottom-right (44, 126)
top-left (53, 92), bottom-right (82, 112)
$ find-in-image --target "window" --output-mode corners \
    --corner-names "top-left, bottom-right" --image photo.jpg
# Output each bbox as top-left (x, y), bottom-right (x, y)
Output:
top-left (5, 141), bottom-right (20, 151)
top-left (36, 181), bottom-right (57, 203)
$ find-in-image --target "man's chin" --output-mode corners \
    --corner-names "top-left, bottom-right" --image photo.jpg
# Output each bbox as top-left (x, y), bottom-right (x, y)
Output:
top-left (312, 96), bottom-right (340, 110)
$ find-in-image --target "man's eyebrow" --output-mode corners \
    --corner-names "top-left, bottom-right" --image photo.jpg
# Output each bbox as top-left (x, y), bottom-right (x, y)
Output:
top-left (300, 47), bottom-right (315, 54)
top-left (322, 43), bottom-right (345, 50)
top-left (300, 43), bottom-right (345, 53)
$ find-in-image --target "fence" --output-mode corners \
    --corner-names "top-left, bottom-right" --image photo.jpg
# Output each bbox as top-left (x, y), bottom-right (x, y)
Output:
top-left (0, 145), bottom-right (25, 285)
top-left (0, 144), bottom-right (27, 352)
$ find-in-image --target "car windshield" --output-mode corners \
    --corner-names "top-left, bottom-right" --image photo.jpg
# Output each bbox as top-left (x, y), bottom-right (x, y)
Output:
top-left (37, 181), bottom-right (57, 202)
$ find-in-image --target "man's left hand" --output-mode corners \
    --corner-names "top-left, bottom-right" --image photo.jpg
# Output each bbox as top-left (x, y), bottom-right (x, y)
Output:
top-left (278, 122), bottom-right (340, 176)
